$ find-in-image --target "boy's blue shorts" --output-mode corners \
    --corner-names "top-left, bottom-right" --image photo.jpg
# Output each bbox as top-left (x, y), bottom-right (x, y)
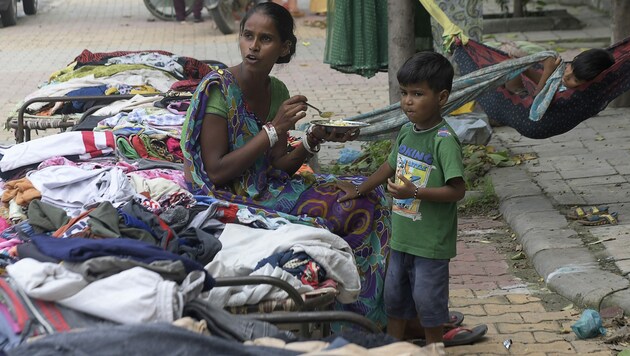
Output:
top-left (384, 249), bottom-right (450, 328)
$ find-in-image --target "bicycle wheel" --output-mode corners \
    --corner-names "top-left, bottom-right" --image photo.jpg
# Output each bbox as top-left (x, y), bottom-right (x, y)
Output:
top-left (144, 0), bottom-right (195, 21)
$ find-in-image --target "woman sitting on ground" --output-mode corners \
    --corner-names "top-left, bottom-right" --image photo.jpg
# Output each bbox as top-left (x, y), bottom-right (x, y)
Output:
top-left (181, 2), bottom-right (391, 328)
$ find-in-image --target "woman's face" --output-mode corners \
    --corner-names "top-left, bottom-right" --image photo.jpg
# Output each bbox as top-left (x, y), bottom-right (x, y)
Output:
top-left (239, 12), bottom-right (290, 73)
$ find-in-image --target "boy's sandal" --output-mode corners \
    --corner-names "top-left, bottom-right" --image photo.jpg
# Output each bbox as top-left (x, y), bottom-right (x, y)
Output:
top-left (444, 311), bottom-right (464, 329)
top-left (442, 325), bottom-right (488, 347)
top-left (567, 205), bottom-right (609, 220)
top-left (577, 212), bottom-right (618, 226)
top-left (410, 324), bottom-right (488, 348)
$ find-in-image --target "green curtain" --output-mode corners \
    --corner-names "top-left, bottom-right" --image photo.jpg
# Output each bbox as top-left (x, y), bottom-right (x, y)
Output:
top-left (323, 0), bottom-right (433, 78)
top-left (414, 1), bottom-right (434, 52)
top-left (324, 0), bottom-right (388, 78)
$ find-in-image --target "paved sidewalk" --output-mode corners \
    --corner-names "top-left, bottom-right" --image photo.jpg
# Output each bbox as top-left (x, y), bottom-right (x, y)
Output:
top-left (449, 216), bottom-right (612, 355)
top-left (484, 4), bottom-right (630, 320)
top-left (0, 0), bottom-right (627, 352)
top-left (489, 107), bottom-right (630, 317)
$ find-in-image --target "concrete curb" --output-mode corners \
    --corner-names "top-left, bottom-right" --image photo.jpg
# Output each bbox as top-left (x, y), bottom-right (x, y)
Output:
top-left (488, 164), bottom-right (630, 314)
top-left (483, 9), bottom-right (584, 34)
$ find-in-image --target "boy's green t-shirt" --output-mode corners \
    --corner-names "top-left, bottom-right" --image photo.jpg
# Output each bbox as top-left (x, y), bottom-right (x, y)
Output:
top-left (205, 75), bottom-right (290, 122)
top-left (386, 121), bottom-right (464, 259)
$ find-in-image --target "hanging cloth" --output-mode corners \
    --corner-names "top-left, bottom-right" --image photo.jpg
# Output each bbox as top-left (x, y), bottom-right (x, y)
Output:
top-left (429, 0), bottom-right (482, 54)
top-left (323, 0), bottom-right (388, 78)
top-left (418, 0), bottom-right (469, 52)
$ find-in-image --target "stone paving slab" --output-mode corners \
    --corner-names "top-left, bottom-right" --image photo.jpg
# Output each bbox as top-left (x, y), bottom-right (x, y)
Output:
top-left (595, 225), bottom-right (630, 275)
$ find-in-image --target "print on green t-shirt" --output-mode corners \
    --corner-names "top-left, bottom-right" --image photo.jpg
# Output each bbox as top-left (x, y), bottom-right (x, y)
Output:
top-left (392, 153), bottom-right (432, 221)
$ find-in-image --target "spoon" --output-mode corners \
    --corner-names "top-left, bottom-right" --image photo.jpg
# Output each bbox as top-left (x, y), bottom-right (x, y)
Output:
top-left (306, 102), bottom-right (334, 119)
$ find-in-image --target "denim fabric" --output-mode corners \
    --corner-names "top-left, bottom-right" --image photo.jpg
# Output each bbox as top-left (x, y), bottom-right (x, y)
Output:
top-left (183, 299), bottom-right (297, 342)
top-left (177, 227), bottom-right (222, 266)
top-left (0, 311), bottom-right (21, 351)
top-left (6, 323), bottom-right (299, 356)
top-left (384, 250), bottom-right (450, 328)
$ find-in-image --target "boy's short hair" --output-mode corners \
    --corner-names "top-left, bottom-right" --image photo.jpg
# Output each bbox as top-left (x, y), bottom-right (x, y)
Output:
top-left (397, 51), bottom-right (454, 93)
top-left (572, 48), bottom-right (615, 82)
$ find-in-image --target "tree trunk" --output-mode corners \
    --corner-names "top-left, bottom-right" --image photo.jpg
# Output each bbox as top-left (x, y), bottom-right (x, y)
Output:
top-left (387, 0), bottom-right (415, 104)
top-left (611, 0), bottom-right (630, 107)
top-left (513, 0), bottom-right (525, 18)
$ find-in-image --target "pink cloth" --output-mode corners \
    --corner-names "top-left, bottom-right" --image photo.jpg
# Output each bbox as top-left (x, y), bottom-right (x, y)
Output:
top-left (0, 218), bottom-right (11, 234)
top-left (127, 169), bottom-right (187, 189)
top-left (0, 238), bottom-right (23, 249)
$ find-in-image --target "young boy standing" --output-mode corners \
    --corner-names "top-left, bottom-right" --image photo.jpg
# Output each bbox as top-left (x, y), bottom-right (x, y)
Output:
top-left (337, 51), bottom-right (466, 345)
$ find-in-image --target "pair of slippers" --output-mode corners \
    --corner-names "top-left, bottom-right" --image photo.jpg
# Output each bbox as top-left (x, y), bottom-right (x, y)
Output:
top-left (412, 311), bottom-right (488, 347)
top-left (566, 205), bottom-right (619, 226)
top-left (578, 212), bottom-right (618, 226)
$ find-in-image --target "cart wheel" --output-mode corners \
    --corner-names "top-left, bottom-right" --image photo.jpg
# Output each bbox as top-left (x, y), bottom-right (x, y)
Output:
top-left (0, 0), bottom-right (17, 27)
top-left (231, 0), bottom-right (264, 22)
top-left (210, 0), bottom-right (236, 34)
top-left (144, 0), bottom-right (195, 21)
top-left (22, 0), bottom-right (37, 15)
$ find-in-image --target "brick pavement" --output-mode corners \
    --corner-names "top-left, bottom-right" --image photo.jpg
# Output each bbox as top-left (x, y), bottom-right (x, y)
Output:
top-left (450, 217), bottom-right (612, 355)
top-left (0, 1), bottom-right (620, 354)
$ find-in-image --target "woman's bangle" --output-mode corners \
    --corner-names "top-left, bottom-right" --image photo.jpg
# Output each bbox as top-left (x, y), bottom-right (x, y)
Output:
top-left (355, 184), bottom-right (363, 197)
top-left (306, 124), bottom-right (324, 143)
top-left (262, 123), bottom-right (278, 147)
top-left (303, 135), bottom-right (320, 154)
top-left (413, 186), bottom-right (419, 199)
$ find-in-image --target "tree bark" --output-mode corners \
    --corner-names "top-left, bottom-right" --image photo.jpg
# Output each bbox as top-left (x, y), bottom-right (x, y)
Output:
top-left (387, 0), bottom-right (415, 104)
top-left (611, 0), bottom-right (630, 107)
top-left (513, 0), bottom-right (525, 18)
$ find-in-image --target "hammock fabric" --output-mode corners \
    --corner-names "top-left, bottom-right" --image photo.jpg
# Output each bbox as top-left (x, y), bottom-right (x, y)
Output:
top-left (351, 46), bottom-right (558, 141)
top-left (452, 37), bottom-right (630, 139)
top-left (350, 37), bottom-right (630, 140)
top-left (348, 0), bottom-right (630, 140)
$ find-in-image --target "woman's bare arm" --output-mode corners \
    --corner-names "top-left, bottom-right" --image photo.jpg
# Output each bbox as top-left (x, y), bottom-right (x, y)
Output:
top-left (198, 95), bottom-right (309, 185)
top-left (199, 113), bottom-right (273, 186)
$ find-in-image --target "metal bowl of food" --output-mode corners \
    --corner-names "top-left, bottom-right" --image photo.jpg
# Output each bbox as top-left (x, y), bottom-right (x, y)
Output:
top-left (311, 119), bottom-right (370, 134)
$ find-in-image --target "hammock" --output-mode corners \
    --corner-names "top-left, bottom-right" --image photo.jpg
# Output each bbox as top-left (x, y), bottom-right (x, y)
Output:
top-left (350, 0), bottom-right (630, 140)
top-left (352, 46), bottom-right (559, 141)
top-left (452, 37), bottom-right (630, 139)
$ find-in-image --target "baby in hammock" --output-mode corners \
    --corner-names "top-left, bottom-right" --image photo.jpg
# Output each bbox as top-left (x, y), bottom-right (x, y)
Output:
top-left (505, 48), bottom-right (615, 96)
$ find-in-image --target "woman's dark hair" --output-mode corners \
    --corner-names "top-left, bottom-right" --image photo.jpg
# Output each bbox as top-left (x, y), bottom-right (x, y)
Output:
top-left (239, 2), bottom-right (297, 64)
top-left (397, 51), bottom-right (454, 93)
top-left (572, 48), bottom-right (615, 81)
